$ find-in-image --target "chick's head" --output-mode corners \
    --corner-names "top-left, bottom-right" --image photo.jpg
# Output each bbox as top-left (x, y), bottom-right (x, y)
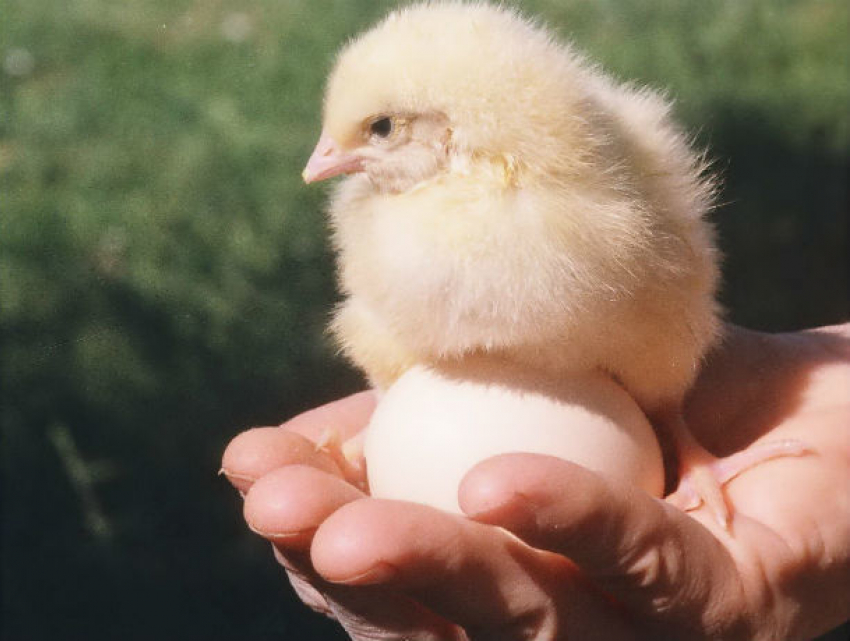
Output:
top-left (303, 2), bottom-right (592, 193)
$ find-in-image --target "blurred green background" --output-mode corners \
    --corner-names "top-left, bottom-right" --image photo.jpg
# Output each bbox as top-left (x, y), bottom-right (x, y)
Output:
top-left (1, 0), bottom-right (847, 639)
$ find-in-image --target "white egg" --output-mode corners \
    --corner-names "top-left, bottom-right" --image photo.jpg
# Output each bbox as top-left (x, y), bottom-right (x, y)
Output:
top-left (365, 364), bottom-right (665, 513)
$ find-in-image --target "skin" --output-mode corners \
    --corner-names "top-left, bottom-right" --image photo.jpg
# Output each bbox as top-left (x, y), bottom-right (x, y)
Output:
top-left (221, 324), bottom-right (850, 640)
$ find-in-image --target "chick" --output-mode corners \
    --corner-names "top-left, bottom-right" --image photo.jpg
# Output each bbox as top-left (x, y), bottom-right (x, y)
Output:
top-left (303, 2), bottom-right (804, 525)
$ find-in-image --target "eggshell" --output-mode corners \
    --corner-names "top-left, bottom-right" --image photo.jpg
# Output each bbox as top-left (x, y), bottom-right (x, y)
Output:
top-left (365, 365), bottom-right (664, 513)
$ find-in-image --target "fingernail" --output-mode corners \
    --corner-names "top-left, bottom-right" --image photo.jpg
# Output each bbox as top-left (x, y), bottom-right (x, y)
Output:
top-left (463, 490), bottom-right (536, 529)
top-left (332, 561), bottom-right (397, 585)
top-left (247, 522), bottom-right (317, 545)
top-left (220, 467), bottom-right (259, 497)
top-left (220, 467), bottom-right (257, 483)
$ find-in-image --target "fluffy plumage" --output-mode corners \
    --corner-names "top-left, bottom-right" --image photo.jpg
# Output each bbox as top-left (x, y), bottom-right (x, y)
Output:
top-left (310, 2), bottom-right (720, 417)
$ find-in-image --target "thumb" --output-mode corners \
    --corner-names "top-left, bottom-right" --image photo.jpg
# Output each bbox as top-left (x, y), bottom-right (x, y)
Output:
top-left (458, 454), bottom-right (745, 637)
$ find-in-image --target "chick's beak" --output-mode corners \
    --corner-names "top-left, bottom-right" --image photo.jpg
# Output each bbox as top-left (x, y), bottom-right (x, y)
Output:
top-left (302, 131), bottom-right (365, 183)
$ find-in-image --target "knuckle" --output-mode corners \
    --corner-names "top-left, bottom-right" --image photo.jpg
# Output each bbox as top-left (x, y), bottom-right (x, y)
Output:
top-left (465, 606), bottom-right (558, 641)
top-left (288, 572), bottom-right (332, 616)
top-left (608, 532), bottom-right (688, 614)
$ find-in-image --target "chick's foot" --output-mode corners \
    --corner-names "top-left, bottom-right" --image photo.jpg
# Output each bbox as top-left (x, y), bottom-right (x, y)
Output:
top-left (314, 427), bottom-right (367, 489)
top-left (667, 439), bottom-right (811, 528)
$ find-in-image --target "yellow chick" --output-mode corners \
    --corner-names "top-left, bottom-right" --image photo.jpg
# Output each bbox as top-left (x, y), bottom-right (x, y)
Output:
top-left (303, 2), bottom-right (804, 525)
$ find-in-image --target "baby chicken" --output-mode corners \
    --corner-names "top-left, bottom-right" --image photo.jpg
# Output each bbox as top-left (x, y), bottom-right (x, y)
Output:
top-left (303, 2), bottom-right (804, 525)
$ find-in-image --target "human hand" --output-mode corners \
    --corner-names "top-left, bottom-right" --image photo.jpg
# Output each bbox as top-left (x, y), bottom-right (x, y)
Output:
top-left (221, 324), bottom-right (850, 640)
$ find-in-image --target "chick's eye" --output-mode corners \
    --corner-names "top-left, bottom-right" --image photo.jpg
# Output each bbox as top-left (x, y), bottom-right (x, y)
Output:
top-left (369, 117), bottom-right (394, 139)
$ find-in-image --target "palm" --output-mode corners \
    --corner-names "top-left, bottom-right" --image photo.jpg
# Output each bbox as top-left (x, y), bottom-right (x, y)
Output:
top-left (676, 324), bottom-right (850, 639)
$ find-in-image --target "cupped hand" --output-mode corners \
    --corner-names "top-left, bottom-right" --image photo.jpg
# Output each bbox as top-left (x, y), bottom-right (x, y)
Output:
top-left (221, 325), bottom-right (850, 640)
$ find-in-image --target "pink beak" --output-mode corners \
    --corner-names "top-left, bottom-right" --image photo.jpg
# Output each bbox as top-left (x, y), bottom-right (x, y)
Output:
top-left (302, 131), bottom-right (365, 183)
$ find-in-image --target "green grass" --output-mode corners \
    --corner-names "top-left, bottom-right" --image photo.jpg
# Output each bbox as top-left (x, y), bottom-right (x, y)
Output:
top-left (1, 1), bottom-right (848, 638)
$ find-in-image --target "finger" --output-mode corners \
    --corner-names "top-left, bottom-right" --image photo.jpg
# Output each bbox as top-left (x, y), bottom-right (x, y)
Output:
top-left (273, 546), bottom-right (465, 641)
top-left (246, 468), bottom-right (463, 640)
top-left (243, 465), bottom-right (365, 549)
top-left (311, 499), bottom-right (633, 640)
top-left (458, 454), bottom-right (743, 634)
top-left (284, 390), bottom-right (377, 443)
top-left (221, 427), bottom-right (342, 493)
